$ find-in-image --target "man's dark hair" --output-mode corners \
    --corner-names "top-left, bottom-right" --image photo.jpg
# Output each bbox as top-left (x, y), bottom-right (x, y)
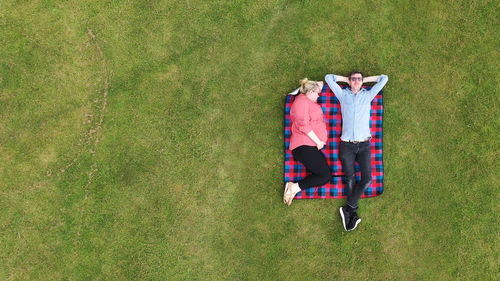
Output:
top-left (349, 70), bottom-right (364, 80)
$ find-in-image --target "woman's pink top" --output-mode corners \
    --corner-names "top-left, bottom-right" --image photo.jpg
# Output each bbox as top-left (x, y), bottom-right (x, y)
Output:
top-left (289, 94), bottom-right (328, 151)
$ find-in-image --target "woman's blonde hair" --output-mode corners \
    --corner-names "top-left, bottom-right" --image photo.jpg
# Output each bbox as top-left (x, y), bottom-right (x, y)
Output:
top-left (299, 78), bottom-right (320, 94)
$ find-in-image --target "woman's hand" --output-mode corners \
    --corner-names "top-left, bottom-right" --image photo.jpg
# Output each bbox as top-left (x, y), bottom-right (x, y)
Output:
top-left (307, 131), bottom-right (325, 150)
top-left (316, 141), bottom-right (325, 150)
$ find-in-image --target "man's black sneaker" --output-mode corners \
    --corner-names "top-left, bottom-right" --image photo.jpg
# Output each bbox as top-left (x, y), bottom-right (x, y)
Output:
top-left (339, 207), bottom-right (351, 231)
top-left (347, 212), bottom-right (361, 231)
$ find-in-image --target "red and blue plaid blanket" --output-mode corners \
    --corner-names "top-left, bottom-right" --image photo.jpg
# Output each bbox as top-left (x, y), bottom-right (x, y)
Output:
top-left (284, 84), bottom-right (384, 199)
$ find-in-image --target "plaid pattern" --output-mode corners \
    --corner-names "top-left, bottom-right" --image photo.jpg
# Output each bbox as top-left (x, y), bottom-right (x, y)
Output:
top-left (284, 84), bottom-right (384, 199)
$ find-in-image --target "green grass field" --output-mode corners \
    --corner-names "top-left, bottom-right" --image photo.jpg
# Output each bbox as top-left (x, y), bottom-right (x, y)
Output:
top-left (1, 0), bottom-right (498, 280)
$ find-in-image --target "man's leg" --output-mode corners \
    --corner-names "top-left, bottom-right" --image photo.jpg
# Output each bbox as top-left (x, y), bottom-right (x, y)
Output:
top-left (339, 141), bottom-right (356, 207)
top-left (346, 142), bottom-right (372, 211)
top-left (339, 141), bottom-right (358, 230)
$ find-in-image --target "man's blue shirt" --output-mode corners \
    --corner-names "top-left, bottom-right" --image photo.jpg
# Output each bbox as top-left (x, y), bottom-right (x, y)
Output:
top-left (325, 74), bottom-right (388, 142)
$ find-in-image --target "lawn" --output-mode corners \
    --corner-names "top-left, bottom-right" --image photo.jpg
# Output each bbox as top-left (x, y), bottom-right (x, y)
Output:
top-left (0, 0), bottom-right (498, 280)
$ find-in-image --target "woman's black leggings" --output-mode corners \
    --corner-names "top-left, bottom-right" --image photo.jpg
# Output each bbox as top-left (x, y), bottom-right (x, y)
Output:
top-left (291, 145), bottom-right (331, 190)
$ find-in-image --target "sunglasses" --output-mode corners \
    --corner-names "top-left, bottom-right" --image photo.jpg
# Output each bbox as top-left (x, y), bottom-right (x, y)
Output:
top-left (350, 77), bottom-right (362, 81)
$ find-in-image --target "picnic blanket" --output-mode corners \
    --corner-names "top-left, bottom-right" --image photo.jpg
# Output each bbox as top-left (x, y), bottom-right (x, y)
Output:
top-left (284, 84), bottom-right (384, 199)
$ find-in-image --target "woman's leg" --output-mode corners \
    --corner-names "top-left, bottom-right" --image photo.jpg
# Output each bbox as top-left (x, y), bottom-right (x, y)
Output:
top-left (291, 145), bottom-right (331, 190)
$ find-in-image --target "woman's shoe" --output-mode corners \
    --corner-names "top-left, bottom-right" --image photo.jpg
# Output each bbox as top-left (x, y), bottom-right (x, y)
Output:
top-left (283, 182), bottom-right (294, 205)
top-left (287, 190), bottom-right (296, 206)
top-left (284, 182), bottom-right (299, 206)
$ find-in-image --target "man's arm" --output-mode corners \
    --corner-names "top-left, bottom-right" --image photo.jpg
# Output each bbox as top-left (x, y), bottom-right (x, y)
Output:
top-left (366, 74), bottom-right (388, 100)
top-left (363, 76), bottom-right (380, 84)
top-left (325, 74), bottom-right (347, 99)
top-left (335, 75), bottom-right (350, 83)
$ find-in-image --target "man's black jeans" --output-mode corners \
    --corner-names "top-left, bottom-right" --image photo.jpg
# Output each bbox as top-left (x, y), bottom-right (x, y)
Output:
top-left (339, 141), bottom-right (372, 212)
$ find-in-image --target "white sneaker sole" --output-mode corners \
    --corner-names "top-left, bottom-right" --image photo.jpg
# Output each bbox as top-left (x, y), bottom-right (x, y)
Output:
top-left (339, 207), bottom-right (348, 231)
top-left (340, 207), bottom-right (362, 231)
top-left (349, 218), bottom-right (361, 231)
